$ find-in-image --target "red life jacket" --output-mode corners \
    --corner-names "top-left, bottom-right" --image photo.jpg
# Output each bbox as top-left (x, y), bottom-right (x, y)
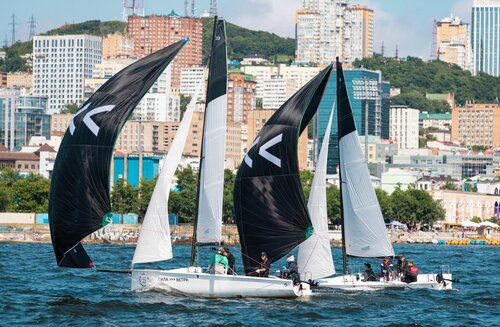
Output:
top-left (410, 266), bottom-right (419, 275)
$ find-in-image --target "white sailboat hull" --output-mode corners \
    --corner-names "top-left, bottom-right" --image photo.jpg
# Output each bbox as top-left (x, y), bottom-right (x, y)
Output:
top-left (317, 273), bottom-right (453, 291)
top-left (131, 267), bottom-right (310, 298)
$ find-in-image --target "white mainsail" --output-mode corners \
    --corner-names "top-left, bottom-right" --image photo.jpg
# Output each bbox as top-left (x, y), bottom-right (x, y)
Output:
top-left (195, 93), bottom-right (227, 243)
top-left (132, 83), bottom-right (204, 265)
top-left (339, 130), bottom-right (395, 258)
top-left (297, 108), bottom-right (335, 280)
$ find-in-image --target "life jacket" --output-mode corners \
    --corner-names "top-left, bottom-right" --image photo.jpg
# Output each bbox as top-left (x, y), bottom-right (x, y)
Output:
top-left (410, 266), bottom-right (418, 275)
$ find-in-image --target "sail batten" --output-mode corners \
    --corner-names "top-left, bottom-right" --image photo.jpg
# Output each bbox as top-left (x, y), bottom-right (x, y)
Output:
top-left (48, 40), bottom-right (187, 268)
top-left (194, 19), bottom-right (227, 245)
top-left (297, 106), bottom-right (335, 280)
top-left (234, 65), bottom-right (333, 274)
top-left (337, 60), bottom-right (395, 259)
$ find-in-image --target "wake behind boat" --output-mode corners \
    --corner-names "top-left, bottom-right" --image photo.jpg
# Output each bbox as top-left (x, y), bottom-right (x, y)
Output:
top-left (305, 58), bottom-right (453, 291)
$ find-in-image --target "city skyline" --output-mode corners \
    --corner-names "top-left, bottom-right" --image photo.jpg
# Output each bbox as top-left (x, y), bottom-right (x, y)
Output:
top-left (2, 0), bottom-right (472, 59)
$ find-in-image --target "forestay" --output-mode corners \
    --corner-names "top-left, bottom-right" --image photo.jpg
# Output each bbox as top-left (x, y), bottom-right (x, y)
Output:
top-left (132, 80), bottom-right (205, 265)
top-left (48, 40), bottom-right (187, 268)
top-left (337, 61), bottom-right (394, 258)
top-left (297, 107), bottom-right (335, 280)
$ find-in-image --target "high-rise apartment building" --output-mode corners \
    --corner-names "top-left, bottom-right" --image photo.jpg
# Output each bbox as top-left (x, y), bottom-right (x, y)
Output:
top-left (241, 64), bottom-right (322, 103)
top-left (296, 0), bottom-right (359, 64)
top-left (102, 33), bottom-right (134, 59)
top-left (261, 75), bottom-right (296, 110)
top-left (180, 66), bottom-right (207, 100)
top-left (451, 103), bottom-right (500, 147)
top-left (227, 69), bottom-right (257, 123)
top-left (0, 89), bottom-right (50, 151)
top-left (471, 0), bottom-right (500, 76)
top-left (127, 11), bottom-right (203, 90)
top-left (133, 93), bottom-right (180, 122)
top-left (390, 106), bottom-right (420, 150)
top-left (348, 5), bottom-right (374, 61)
top-left (316, 68), bottom-right (390, 173)
top-left (295, 9), bottom-right (321, 64)
top-left (32, 35), bottom-right (102, 113)
top-left (435, 15), bottom-right (471, 71)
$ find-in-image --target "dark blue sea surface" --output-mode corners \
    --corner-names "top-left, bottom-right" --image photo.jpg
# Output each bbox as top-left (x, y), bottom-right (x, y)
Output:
top-left (0, 243), bottom-right (498, 326)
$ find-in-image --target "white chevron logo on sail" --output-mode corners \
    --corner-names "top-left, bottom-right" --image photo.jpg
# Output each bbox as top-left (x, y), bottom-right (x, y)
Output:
top-left (244, 134), bottom-right (283, 168)
top-left (259, 133), bottom-right (283, 168)
top-left (69, 103), bottom-right (115, 136)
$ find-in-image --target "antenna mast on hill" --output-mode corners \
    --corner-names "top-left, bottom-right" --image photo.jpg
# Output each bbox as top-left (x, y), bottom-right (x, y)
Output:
top-left (210, 0), bottom-right (218, 17)
top-left (9, 14), bottom-right (17, 46)
top-left (27, 14), bottom-right (37, 40)
top-left (122, 0), bottom-right (145, 22)
top-left (184, 0), bottom-right (189, 17)
top-left (380, 41), bottom-right (385, 56)
top-left (430, 19), bottom-right (438, 60)
top-left (395, 44), bottom-right (399, 59)
top-left (3, 36), bottom-right (8, 48)
top-left (191, 0), bottom-right (195, 17)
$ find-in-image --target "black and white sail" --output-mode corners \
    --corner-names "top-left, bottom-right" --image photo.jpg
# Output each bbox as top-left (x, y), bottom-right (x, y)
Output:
top-left (234, 65), bottom-right (332, 274)
top-left (194, 19), bottom-right (227, 245)
top-left (336, 59), bottom-right (394, 258)
top-left (49, 39), bottom-right (187, 268)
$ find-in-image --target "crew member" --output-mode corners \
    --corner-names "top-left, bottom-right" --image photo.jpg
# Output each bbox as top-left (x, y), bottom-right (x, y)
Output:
top-left (223, 247), bottom-right (236, 275)
top-left (363, 263), bottom-right (377, 282)
top-left (208, 247), bottom-right (229, 274)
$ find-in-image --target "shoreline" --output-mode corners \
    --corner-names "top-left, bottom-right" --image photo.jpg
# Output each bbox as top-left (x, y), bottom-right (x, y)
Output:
top-left (1, 223), bottom-right (499, 246)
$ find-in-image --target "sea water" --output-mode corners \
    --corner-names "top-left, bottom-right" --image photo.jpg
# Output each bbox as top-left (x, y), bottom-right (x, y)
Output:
top-left (1, 243), bottom-right (498, 326)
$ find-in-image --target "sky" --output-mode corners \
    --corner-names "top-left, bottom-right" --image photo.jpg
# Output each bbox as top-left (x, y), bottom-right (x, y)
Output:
top-left (0, 0), bottom-right (474, 59)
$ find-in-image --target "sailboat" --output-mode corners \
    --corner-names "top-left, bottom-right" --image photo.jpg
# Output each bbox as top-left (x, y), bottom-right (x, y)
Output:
top-left (234, 60), bottom-right (333, 296)
top-left (313, 59), bottom-right (453, 290)
top-left (131, 18), bottom-right (333, 298)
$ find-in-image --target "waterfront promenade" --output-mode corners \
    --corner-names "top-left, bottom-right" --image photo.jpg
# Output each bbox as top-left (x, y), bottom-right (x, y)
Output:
top-left (1, 223), bottom-right (498, 245)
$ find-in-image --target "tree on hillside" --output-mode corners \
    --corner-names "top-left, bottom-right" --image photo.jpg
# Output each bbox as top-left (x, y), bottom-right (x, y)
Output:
top-left (168, 167), bottom-right (197, 223)
top-left (137, 176), bottom-right (158, 221)
top-left (59, 103), bottom-right (80, 114)
top-left (300, 170), bottom-right (314, 200)
top-left (179, 94), bottom-right (192, 119)
top-left (10, 174), bottom-right (51, 212)
top-left (223, 169), bottom-right (235, 223)
top-left (353, 55), bottom-right (500, 107)
top-left (111, 179), bottom-right (138, 214)
top-left (0, 188), bottom-right (9, 212)
top-left (326, 185), bottom-right (341, 225)
top-left (441, 176), bottom-right (457, 191)
top-left (375, 188), bottom-right (393, 220)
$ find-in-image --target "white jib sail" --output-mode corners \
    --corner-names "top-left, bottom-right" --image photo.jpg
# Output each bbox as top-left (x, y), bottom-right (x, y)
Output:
top-left (339, 131), bottom-right (395, 258)
top-left (298, 108), bottom-right (336, 280)
top-left (195, 94), bottom-right (227, 243)
top-left (132, 83), bottom-right (204, 265)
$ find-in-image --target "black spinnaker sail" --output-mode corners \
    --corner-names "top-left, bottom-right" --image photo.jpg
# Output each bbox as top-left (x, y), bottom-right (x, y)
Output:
top-left (234, 65), bottom-right (332, 274)
top-left (49, 39), bottom-right (187, 268)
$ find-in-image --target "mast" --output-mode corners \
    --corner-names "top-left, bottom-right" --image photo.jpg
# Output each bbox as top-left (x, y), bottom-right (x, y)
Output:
top-left (190, 17), bottom-right (226, 266)
top-left (336, 57), bottom-right (348, 276)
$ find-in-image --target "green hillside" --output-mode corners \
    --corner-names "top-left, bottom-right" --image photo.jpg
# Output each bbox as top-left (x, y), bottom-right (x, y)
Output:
top-left (42, 20), bottom-right (127, 37)
top-left (201, 18), bottom-right (295, 63)
top-left (1, 18), bottom-right (295, 72)
top-left (354, 55), bottom-right (500, 112)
